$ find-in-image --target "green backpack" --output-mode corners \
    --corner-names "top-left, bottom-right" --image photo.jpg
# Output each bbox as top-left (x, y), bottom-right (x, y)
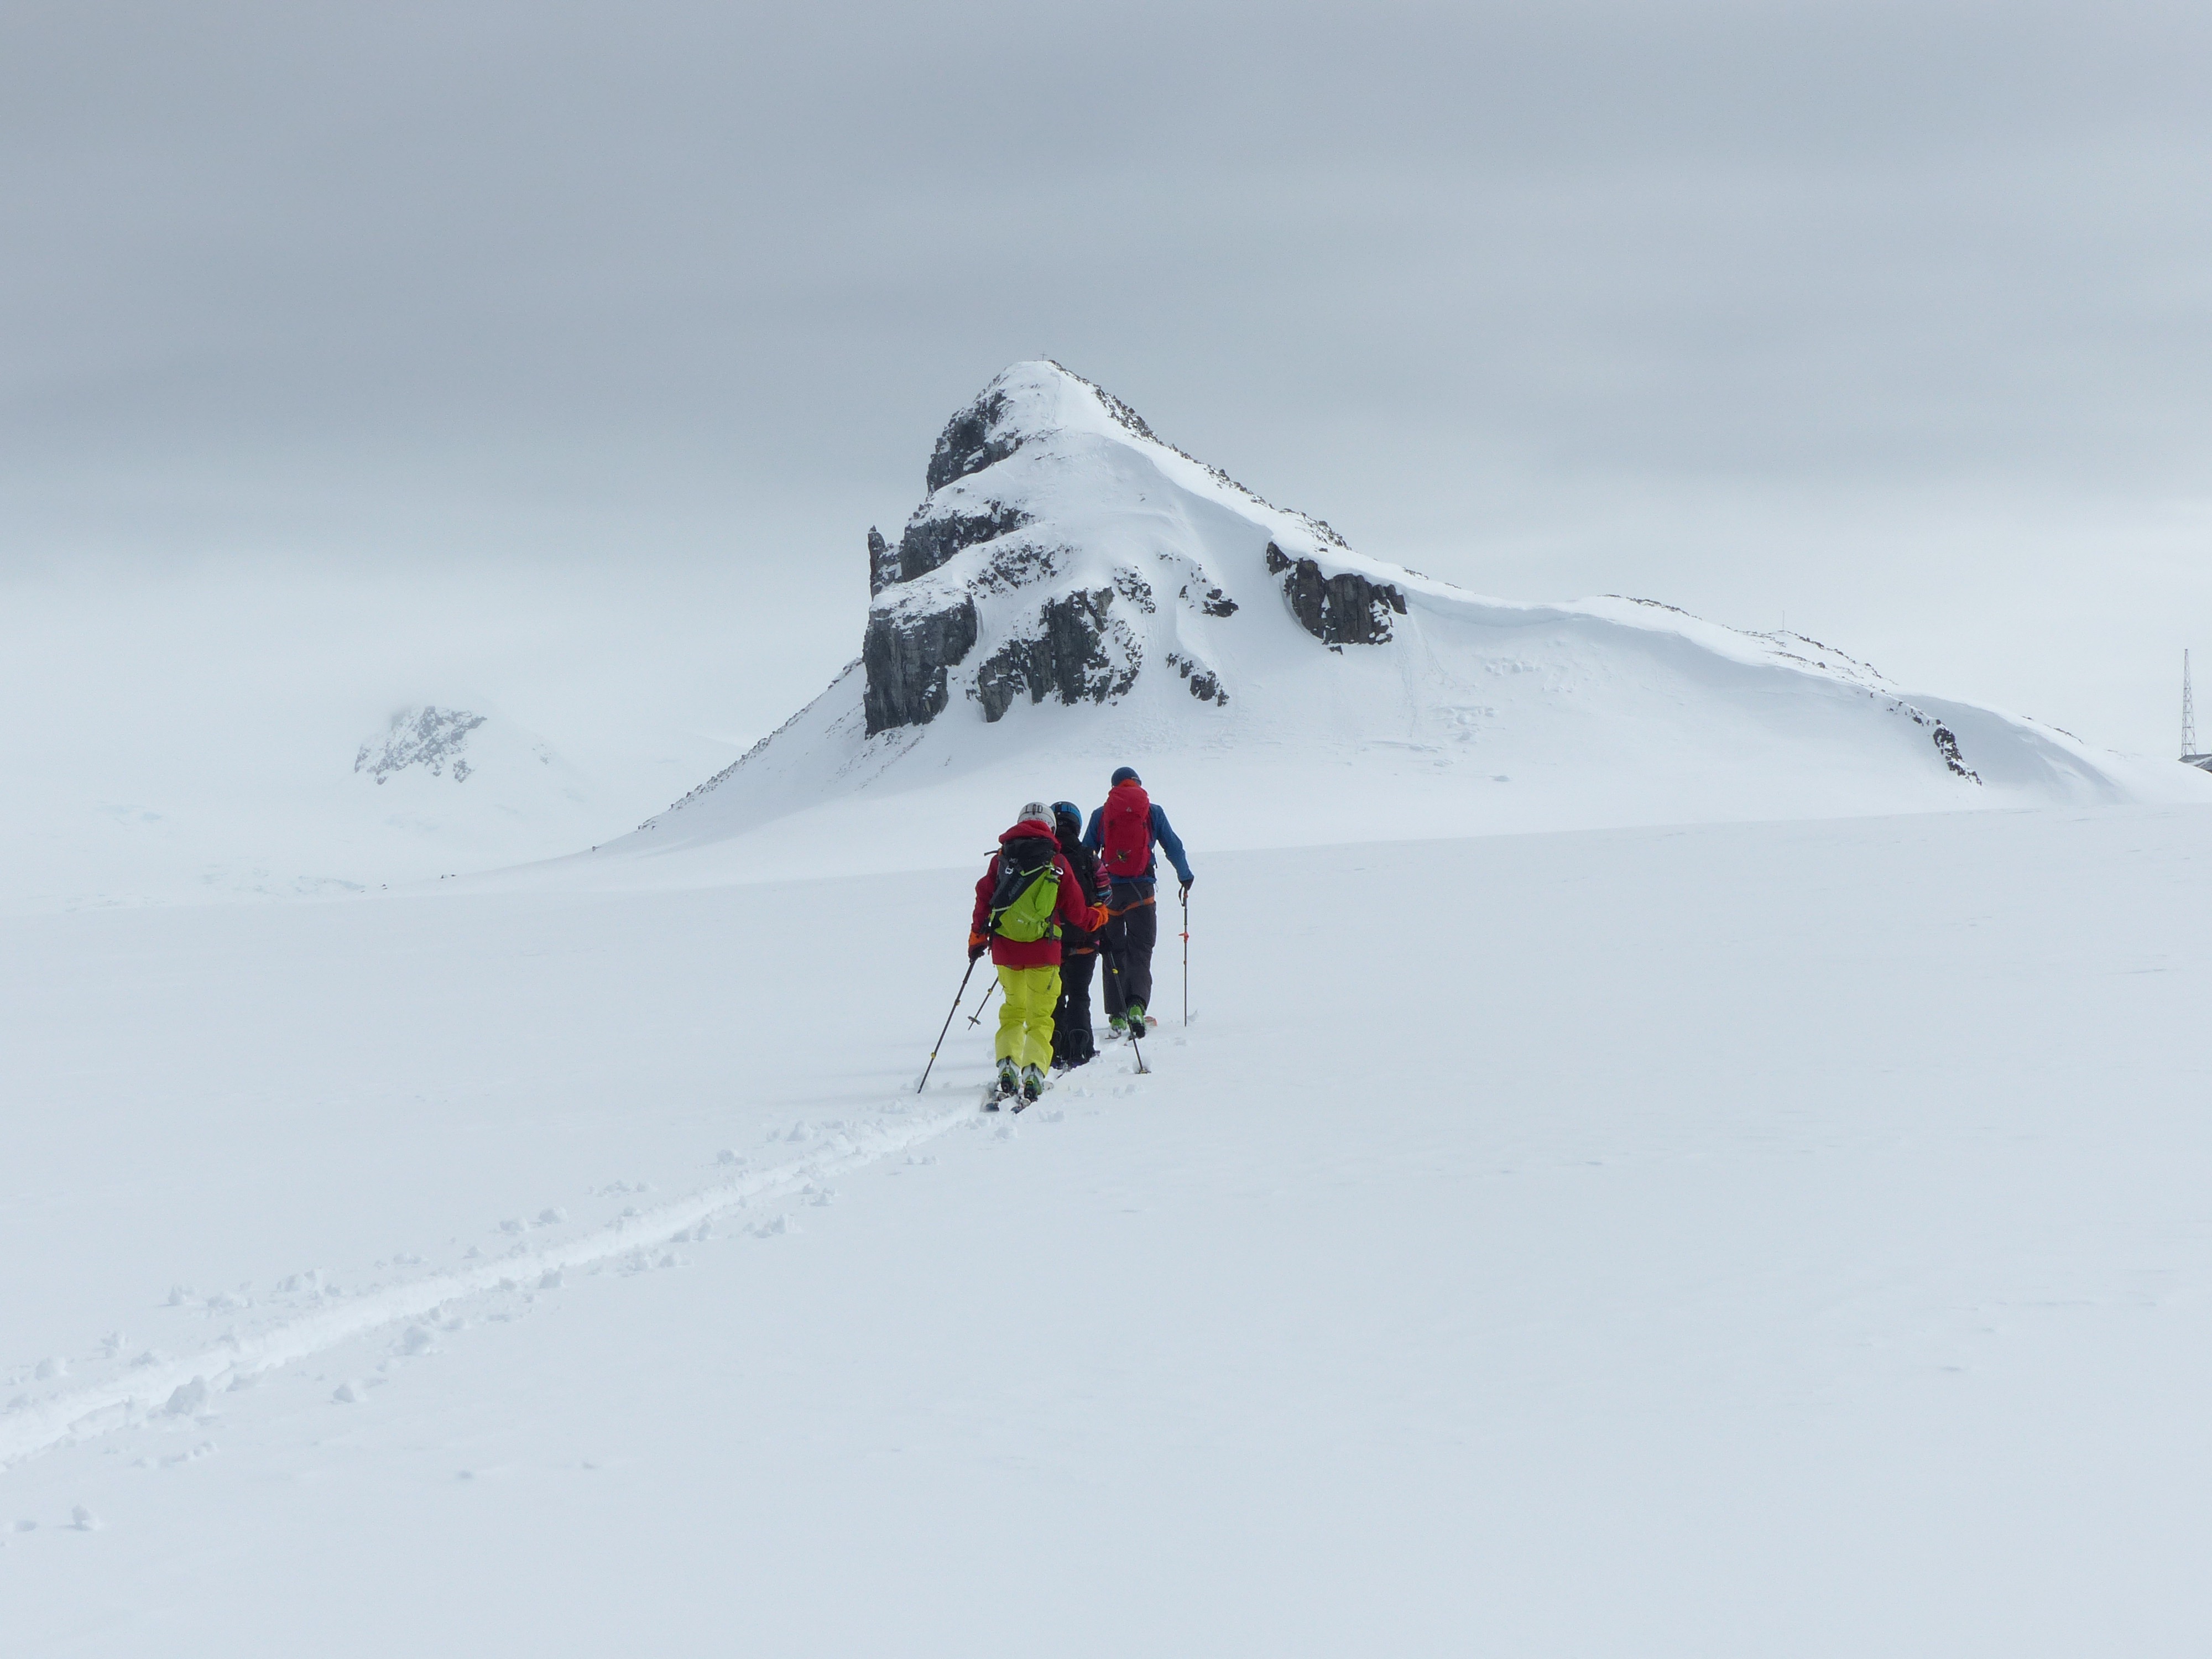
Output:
top-left (987, 837), bottom-right (1062, 943)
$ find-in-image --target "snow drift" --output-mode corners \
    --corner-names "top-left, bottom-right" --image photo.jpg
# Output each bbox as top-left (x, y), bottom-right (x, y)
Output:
top-left (597, 361), bottom-right (2204, 879)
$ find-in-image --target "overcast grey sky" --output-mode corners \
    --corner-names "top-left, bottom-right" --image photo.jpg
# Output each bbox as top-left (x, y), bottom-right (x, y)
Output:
top-left (7, 0), bottom-right (2210, 756)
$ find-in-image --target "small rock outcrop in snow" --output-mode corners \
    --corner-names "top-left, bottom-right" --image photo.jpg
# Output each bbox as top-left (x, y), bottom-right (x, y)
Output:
top-left (1265, 541), bottom-right (1406, 648)
top-left (356, 707), bottom-right (488, 784)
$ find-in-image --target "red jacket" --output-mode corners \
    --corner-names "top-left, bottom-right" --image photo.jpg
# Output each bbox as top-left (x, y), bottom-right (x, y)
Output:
top-left (971, 822), bottom-right (1105, 968)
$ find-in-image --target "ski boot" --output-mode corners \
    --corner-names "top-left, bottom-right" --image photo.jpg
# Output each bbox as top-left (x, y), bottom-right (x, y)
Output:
top-left (988, 1057), bottom-right (1019, 1109)
top-left (1125, 1002), bottom-right (1147, 1034)
top-left (1020, 1064), bottom-right (1046, 1105)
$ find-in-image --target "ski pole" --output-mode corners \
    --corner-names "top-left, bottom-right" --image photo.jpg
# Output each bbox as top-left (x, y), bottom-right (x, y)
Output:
top-left (1105, 951), bottom-right (1151, 1075)
top-left (966, 978), bottom-right (1000, 1029)
top-left (1181, 886), bottom-right (1190, 1027)
top-left (918, 957), bottom-right (980, 1094)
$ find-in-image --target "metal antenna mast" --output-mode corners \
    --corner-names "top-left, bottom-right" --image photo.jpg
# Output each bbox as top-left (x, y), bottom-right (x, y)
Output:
top-left (2186, 649), bottom-right (2198, 761)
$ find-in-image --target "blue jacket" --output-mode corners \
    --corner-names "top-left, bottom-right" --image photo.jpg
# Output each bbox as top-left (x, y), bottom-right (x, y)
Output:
top-left (1082, 800), bottom-right (1192, 886)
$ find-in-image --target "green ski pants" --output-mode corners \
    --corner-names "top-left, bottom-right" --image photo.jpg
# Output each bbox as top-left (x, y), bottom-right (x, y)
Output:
top-left (995, 963), bottom-right (1062, 1070)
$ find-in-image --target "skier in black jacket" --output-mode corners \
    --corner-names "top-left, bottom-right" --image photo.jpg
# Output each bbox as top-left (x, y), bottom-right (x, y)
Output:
top-left (1050, 801), bottom-right (1107, 1070)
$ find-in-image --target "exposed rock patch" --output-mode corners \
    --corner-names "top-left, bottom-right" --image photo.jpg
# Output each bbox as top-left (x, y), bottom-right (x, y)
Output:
top-left (1166, 652), bottom-right (1228, 705)
top-left (867, 528), bottom-right (898, 596)
top-left (971, 589), bottom-right (1139, 722)
top-left (971, 541), bottom-right (1068, 597)
top-left (1265, 542), bottom-right (1406, 646)
top-left (1113, 569), bottom-right (1157, 614)
top-left (1182, 583), bottom-right (1239, 618)
top-left (898, 502), bottom-right (1031, 583)
top-left (926, 391), bottom-right (1018, 491)
top-left (863, 599), bottom-right (978, 735)
top-left (355, 707), bottom-right (486, 784)
top-left (1888, 700), bottom-right (1983, 782)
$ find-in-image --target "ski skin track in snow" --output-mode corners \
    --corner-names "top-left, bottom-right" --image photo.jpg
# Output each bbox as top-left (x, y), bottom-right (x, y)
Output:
top-left (0, 1099), bottom-right (978, 1473)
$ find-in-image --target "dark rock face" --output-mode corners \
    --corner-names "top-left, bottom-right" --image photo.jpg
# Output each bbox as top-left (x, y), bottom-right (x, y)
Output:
top-left (867, 527), bottom-right (898, 596)
top-left (1166, 652), bottom-right (1228, 705)
top-left (971, 589), bottom-right (1136, 722)
top-left (926, 392), bottom-right (1018, 491)
top-left (1265, 542), bottom-right (1406, 645)
top-left (1887, 699), bottom-right (1983, 783)
top-left (1932, 724), bottom-right (1980, 782)
top-left (863, 598), bottom-right (979, 735)
top-left (898, 502), bottom-right (1031, 583)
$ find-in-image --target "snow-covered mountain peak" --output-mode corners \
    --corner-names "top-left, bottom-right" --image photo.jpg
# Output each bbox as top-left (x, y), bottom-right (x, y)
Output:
top-left (356, 707), bottom-right (489, 784)
top-left (620, 363), bottom-right (2210, 875)
top-left (921, 359), bottom-right (1156, 488)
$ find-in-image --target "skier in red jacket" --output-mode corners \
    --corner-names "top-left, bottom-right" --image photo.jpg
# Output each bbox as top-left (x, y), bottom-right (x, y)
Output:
top-left (969, 801), bottom-right (1110, 1104)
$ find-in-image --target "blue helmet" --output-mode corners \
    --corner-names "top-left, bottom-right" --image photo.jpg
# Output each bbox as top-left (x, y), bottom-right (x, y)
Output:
top-left (1110, 765), bottom-right (1140, 786)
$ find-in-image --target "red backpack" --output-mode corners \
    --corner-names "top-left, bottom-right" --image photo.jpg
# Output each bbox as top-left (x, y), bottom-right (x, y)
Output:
top-left (1099, 783), bottom-right (1153, 881)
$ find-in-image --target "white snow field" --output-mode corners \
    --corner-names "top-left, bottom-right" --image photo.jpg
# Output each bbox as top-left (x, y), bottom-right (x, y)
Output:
top-left (8, 801), bottom-right (2212, 1655)
top-left (11, 363), bottom-right (2212, 1651)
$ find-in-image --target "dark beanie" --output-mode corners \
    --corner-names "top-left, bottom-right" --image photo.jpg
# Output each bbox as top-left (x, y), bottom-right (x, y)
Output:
top-left (1110, 765), bottom-right (1140, 786)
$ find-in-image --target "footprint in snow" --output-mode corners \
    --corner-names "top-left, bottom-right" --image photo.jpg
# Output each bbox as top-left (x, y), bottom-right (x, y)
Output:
top-left (34, 1357), bottom-right (67, 1381)
top-left (749, 1214), bottom-right (793, 1239)
top-left (161, 1378), bottom-right (210, 1417)
top-left (71, 1506), bottom-right (100, 1532)
top-left (332, 1380), bottom-right (365, 1404)
top-left (536, 1207), bottom-right (568, 1226)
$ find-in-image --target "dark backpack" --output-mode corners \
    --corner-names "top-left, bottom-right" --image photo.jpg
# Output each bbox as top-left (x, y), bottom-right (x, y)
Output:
top-left (1099, 784), bottom-right (1152, 881)
top-left (987, 835), bottom-right (1062, 942)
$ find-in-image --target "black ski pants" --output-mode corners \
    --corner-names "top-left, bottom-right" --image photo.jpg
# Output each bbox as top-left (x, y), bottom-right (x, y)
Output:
top-left (1054, 947), bottom-right (1098, 1066)
top-left (1099, 881), bottom-right (1157, 1019)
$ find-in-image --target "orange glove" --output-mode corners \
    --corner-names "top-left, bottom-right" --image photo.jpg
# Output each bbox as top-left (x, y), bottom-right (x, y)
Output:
top-left (1088, 904), bottom-right (1110, 932)
top-left (967, 931), bottom-right (987, 961)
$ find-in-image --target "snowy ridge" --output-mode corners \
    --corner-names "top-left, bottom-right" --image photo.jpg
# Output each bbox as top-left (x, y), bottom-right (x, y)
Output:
top-left (0, 1099), bottom-right (974, 1472)
top-left (575, 361), bottom-right (2208, 884)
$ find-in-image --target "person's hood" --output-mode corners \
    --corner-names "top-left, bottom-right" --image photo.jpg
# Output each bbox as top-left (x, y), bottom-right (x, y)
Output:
top-left (999, 821), bottom-right (1061, 848)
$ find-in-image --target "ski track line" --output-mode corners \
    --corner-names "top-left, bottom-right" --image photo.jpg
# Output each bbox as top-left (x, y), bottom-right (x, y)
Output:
top-left (0, 1099), bottom-right (978, 1474)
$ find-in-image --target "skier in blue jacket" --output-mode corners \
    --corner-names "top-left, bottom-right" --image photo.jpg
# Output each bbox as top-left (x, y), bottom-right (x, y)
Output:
top-left (1082, 765), bottom-right (1193, 1032)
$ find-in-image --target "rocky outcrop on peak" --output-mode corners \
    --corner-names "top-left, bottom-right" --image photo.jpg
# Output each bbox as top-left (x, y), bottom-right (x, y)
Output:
top-left (926, 390), bottom-right (1018, 491)
top-left (846, 359), bottom-right (1447, 745)
top-left (1265, 542), bottom-right (1406, 646)
top-left (896, 501), bottom-right (1031, 584)
top-left (356, 706), bottom-right (486, 784)
top-left (854, 362), bottom-right (1277, 739)
top-left (971, 588), bottom-right (1141, 722)
top-left (862, 598), bottom-right (978, 736)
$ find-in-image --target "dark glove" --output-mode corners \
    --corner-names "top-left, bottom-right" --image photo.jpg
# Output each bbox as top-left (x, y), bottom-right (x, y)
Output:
top-left (967, 931), bottom-right (987, 962)
top-left (1178, 878), bottom-right (1193, 899)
